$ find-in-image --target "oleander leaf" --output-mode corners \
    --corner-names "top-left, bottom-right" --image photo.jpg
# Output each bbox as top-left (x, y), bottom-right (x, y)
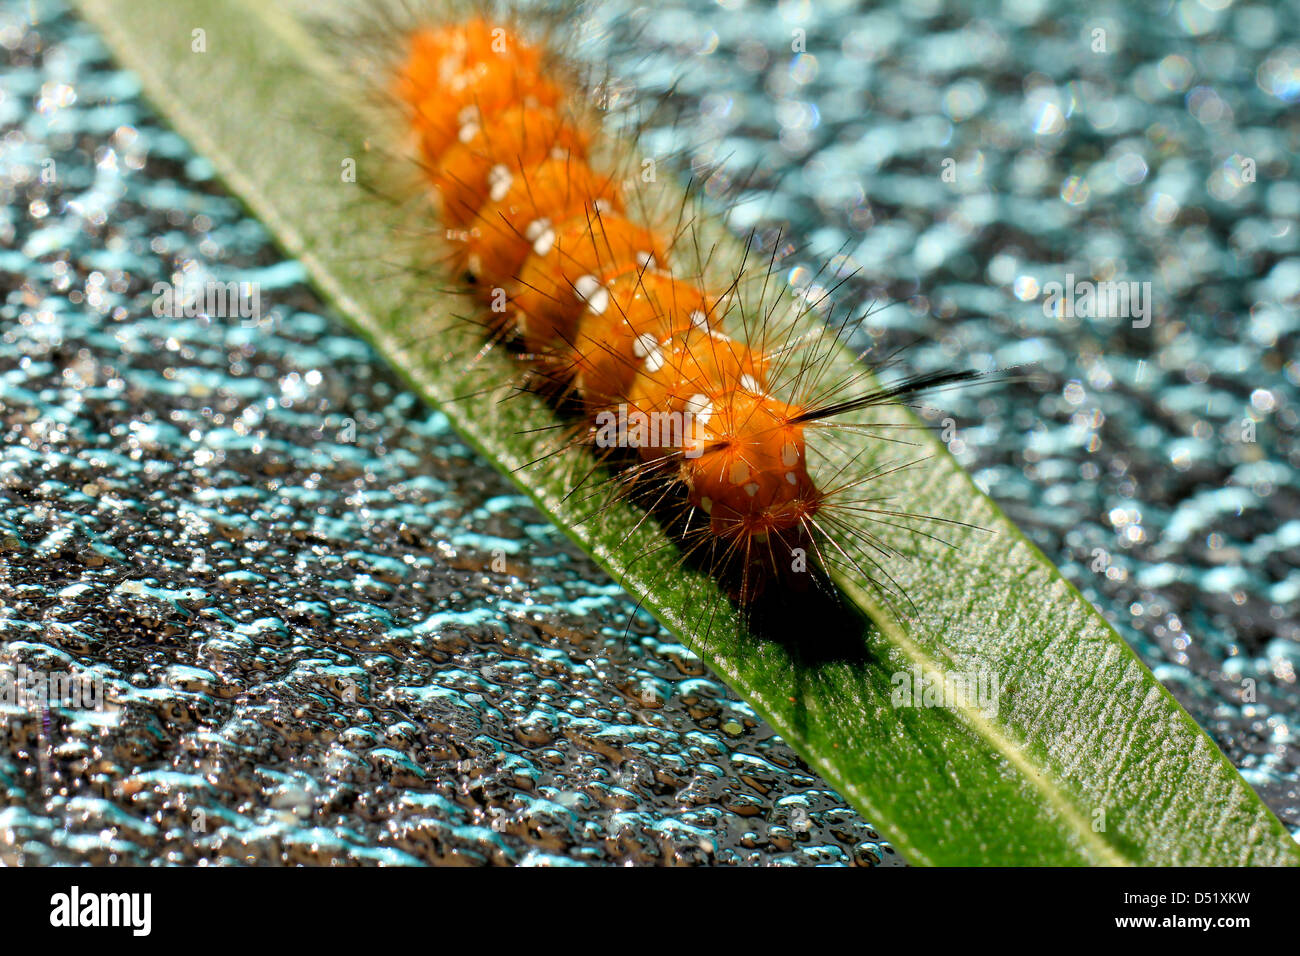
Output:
top-left (71, 0), bottom-right (1300, 865)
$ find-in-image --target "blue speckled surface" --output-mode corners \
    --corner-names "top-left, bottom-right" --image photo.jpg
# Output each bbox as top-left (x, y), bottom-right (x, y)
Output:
top-left (0, 0), bottom-right (899, 865)
top-left (0, 0), bottom-right (1297, 865)
top-left (580, 0), bottom-right (1300, 835)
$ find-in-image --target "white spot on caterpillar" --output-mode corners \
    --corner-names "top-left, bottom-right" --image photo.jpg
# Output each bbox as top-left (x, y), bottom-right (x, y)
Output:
top-left (457, 105), bottom-right (480, 125)
top-left (785, 471), bottom-right (798, 485)
top-left (458, 122), bottom-right (480, 143)
top-left (487, 164), bottom-right (513, 202)
top-left (744, 482), bottom-right (760, 497)
top-left (740, 374), bottom-right (761, 393)
top-left (690, 309), bottom-right (708, 329)
top-left (550, 147), bottom-right (570, 160)
top-left (643, 342), bottom-right (665, 373)
top-left (729, 461), bottom-right (751, 485)
top-left (467, 254), bottom-right (482, 275)
top-left (594, 198), bottom-right (613, 213)
top-left (636, 251), bottom-right (656, 269)
top-left (527, 219), bottom-right (556, 256)
top-left (685, 392), bottom-right (713, 427)
top-left (781, 442), bottom-right (799, 466)
top-left (633, 333), bottom-right (657, 358)
top-left (575, 275), bottom-right (609, 315)
top-left (700, 496), bottom-right (713, 515)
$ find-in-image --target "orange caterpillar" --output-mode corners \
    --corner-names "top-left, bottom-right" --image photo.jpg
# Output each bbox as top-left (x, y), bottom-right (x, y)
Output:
top-left (391, 17), bottom-right (977, 599)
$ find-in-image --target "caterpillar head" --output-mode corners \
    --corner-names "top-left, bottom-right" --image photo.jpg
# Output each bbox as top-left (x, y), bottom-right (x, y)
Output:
top-left (682, 390), bottom-right (821, 544)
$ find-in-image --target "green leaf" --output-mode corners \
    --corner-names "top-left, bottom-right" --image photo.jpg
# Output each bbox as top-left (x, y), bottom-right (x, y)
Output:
top-left (72, 0), bottom-right (1300, 865)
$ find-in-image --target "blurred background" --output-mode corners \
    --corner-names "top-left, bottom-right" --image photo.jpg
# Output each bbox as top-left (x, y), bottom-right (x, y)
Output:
top-left (0, 0), bottom-right (1296, 864)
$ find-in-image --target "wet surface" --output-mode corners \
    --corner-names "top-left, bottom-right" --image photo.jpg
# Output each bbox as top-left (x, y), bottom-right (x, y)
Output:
top-left (0, 0), bottom-right (900, 865)
top-left (582, 0), bottom-right (1300, 835)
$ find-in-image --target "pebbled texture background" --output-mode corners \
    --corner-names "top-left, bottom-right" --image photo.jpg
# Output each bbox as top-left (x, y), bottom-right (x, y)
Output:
top-left (0, 0), bottom-right (1297, 864)
top-left (581, 0), bottom-right (1300, 839)
top-left (0, 0), bottom-right (898, 866)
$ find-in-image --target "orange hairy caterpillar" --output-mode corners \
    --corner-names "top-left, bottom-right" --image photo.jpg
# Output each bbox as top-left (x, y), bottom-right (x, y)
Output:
top-left (386, 14), bottom-right (986, 612)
